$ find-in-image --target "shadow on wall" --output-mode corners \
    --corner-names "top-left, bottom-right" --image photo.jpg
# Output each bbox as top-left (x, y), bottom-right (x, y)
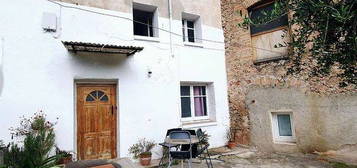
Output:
top-left (0, 67), bottom-right (3, 96)
top-left (69, 52), bottom-right (129, 68)
top-left (246, 87), bottom-right (357, 153)
top-left (0, 38), bottom-right (4, 96)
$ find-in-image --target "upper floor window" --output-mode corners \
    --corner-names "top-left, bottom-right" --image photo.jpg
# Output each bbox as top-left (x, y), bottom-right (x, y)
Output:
top-left (182, 13), bottom-right (202, 43)
top-left (248, 0), bottom-right (289, 62)
top-left (248, 0), bottom-right (288, 36)
top-left (133, 3), bottom-right (159, 37)
top-left (182, 20), bottom-right (195, 42)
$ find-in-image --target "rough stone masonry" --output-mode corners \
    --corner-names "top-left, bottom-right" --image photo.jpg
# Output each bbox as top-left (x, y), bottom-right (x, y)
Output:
top-left (220, 0), bottom-right (357, 150)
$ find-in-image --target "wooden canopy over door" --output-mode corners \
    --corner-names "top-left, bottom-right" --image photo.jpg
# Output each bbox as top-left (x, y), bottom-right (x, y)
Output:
top-left (77, 84), bottom-right (117, 160)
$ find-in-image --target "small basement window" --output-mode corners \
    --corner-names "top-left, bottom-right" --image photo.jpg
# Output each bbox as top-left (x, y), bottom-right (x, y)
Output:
top-left (271, 111), bottom-right (295, 143)
top-left (248, 0), bottom-right (288, 36)
top-left (182, 13), bottom-right (202, 43)
top-left (133, 3), bottom-right (158, 37)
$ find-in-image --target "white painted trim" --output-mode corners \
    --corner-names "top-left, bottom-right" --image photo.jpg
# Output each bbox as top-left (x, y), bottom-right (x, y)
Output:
top-left (132, 2), bottom-right (159, 38)
top-left (134, 35), bottom-right (160, 42)
top-left (182, 120), bottom-right (217, 129)
top-left (183, 42), bottom-right (203, 48)
top-left (180, 84), bottom-right (210, 122)
top-left (182, 18), bottom-right (203, 44)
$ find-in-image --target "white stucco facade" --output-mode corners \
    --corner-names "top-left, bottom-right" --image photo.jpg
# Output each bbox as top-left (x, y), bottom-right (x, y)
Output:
top-left (0, 0), bottom-right (229, 159)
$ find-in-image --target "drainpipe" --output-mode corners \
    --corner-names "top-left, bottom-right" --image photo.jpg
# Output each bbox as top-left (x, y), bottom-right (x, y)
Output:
top-left (168, 0), bottom-right (173, 57)
top-left (168, 0), bottom-right (181, 128)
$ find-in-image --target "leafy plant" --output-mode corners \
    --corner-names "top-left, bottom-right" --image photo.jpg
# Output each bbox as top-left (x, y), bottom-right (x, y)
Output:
top-left (0, 140), bottom-right (4, 148)
top-left (198, 130), bottom-right (210, 146)
top-left (3, 112), bottom-right (62, 168)
top-left (55, 146), bottom-right (72, 158)
top-left (128, 138), bottom-right (156, 159)
top-left (331, 162), bottom-right (357, 168)
top-left (226, 128), bottom-right (235, 142)
top-left (238, 0), bottom-right (356, 86)
top-left (0, 141), bottom-right (6, 167)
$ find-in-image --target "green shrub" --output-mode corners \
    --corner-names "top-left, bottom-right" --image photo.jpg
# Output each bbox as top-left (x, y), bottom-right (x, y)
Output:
top-left (3, 112), bottom-right (62, 168)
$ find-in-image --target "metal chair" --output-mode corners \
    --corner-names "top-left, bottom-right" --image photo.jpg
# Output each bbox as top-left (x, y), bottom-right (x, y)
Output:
top-left (158, 128), bottom-right (182, 167)
top-left (196, 128), bottom-right (213, 168)
top-left (181, 129), bottom-right (197, 158)
top-left (167, 131), bottom-right (193, 168)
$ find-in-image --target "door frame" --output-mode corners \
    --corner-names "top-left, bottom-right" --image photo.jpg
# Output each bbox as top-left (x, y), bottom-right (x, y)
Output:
top-left (74, 79), bottom-right (119, 159)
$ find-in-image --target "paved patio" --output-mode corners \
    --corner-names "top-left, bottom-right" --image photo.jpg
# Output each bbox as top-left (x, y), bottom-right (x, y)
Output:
top-left (149, 146), bottom-right (357, 168)
top-left (93, 145), bottom-right (357, 168)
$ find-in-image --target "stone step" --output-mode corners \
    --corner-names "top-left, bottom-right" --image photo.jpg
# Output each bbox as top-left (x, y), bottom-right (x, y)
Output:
top-left (111, 157), bottom-right (144, 168)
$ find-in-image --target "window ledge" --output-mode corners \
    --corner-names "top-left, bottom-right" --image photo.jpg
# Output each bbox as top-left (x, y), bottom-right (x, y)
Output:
top-left (134, 35), bottom-right (160, 42)
top-left (273, 140), bottom-right (296, 145)
top-left (253, 55), bottom-right (288, 65)
top-left (183, 42), bottom-right (203, 48)
top-left (181, 120), bottom-right (217, 129)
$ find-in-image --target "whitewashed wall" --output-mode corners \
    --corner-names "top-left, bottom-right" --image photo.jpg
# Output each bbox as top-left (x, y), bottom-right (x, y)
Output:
top-left (0, 0), bottom-right (229, 159)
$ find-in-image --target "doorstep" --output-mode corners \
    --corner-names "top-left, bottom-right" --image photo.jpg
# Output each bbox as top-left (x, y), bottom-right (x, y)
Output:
top-left (110, 157), bottom-right (144, 168)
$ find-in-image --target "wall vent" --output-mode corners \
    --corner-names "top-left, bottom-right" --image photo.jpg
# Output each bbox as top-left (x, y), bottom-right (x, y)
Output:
top-left (42, 12), bottom-right (57, 32)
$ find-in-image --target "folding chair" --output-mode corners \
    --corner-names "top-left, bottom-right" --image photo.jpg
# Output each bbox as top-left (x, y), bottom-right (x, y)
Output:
top-left (158, 128), bottom-right (182, 167)
top-left (167, 131), bottom-right (193, 168)
top-left (196, 128), bottom-right (213, 168)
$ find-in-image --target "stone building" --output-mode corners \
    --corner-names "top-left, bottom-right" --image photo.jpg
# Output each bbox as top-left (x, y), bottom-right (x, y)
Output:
top-left (221, 0), bottom-right (357, 152)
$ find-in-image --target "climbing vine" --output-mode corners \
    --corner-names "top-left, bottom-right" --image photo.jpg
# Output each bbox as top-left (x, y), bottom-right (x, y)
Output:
top-left (238, 0), bottom-right (356, 87)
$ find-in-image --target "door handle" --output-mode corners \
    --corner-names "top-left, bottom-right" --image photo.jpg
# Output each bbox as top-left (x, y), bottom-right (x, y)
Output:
top-left (111, 105), bottom-right (114, 115)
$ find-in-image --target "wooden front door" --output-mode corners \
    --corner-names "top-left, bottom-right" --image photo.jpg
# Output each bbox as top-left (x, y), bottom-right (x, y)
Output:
top-left (77, 84), bottom-right (117, 160)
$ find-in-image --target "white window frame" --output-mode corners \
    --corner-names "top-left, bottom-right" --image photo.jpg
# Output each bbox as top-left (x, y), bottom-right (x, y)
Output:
top-left (270, 110), bottom-right (296, 143)
top-left (180, 84), bottom-right (210, 122)
top-left (182, 19), bottom-right (195, 42)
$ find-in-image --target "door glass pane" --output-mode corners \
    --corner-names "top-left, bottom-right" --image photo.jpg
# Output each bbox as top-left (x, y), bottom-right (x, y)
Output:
top-left (97, 91), bottom-right (104, 99)
top-left (86, 95), bottom-right (95, 102)
top-left (181, 97), bottom-right (191, 118)
top-left (277, 114), bottom-right (292, 136)
top-left (90, 91), bottom-right (97, 99)
top-left (180, 86), bottom-right (190, 96)
top-left (194, 97), bottom-right (207, 116)
top-left (100, 95), bottom-right (109, 102)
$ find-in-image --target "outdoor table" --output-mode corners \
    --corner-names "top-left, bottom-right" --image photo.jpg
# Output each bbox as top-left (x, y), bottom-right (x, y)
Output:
top-left (159, 129), bottom-right (213, 168)
top-left (164, 135), bottom-right (200, 145)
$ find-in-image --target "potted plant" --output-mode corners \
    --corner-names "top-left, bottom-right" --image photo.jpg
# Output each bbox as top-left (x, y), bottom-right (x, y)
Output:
top-left (55, 146), bottom-right (73, 164)
top-left (0, 140), bottom-right (5, 166)
top-left (128, 138), bottom-right (155, 166)
top-left (226, 128), bottom-right (236, 149)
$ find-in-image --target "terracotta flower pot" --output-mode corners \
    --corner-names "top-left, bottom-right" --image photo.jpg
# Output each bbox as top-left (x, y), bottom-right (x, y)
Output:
top-left (227, 141), bottom-right (236, 149)
top-left (139, 153), bottom-right (152, 166)
top-left (58, 156), bottom-right (73, 164)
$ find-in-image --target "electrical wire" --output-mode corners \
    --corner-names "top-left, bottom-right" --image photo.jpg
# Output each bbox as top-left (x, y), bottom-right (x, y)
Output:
top-left (47, 0), bottom-right (286, 55)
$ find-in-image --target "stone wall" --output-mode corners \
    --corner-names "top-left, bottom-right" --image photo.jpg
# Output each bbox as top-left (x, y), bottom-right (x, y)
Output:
top-left (220, 0), bottom-right (356, 146)
top-left (246, 88), bottom-right (357, 152)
